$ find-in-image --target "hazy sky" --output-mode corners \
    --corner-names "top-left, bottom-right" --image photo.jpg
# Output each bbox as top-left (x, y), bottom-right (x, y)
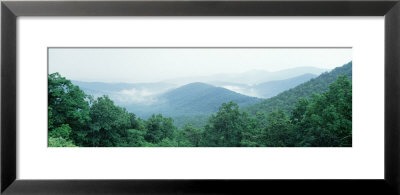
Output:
top-left (48, 48), bottom-right (352, 83)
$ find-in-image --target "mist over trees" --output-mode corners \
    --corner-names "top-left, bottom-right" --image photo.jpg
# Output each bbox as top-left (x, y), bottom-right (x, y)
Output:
top-left (48, 63), bottom-right (352, 147)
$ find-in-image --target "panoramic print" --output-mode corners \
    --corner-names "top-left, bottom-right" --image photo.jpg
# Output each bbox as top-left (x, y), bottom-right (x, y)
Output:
top-left (48, 48), bottom-right (352, 147)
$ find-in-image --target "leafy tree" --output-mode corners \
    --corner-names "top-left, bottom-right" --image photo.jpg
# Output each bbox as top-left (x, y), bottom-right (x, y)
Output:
top-left (289, 98), bottom-right (311, 145)
top-left (291, 98), bottom-right (309, 125)
top-left (177, 124), bottom-right (203, 147)
top-left (240, 112), bottom-right (267, 147)
top-left (265, 110), bottom-right (295, 147)
top-left (88, 96), bottom-right (131, 147)
top-left (298, 75), bottom-right (352, 147)
top-left (144, 114), bottom-right (176, 144)
top-left (117, 129), bottom-right (147, 147)
top-left (129, 113), bottom-right (140, 130)
top-left (48, 72), bottom-right (91, 145)
top-left (201, 102), bottom-right (247, 147)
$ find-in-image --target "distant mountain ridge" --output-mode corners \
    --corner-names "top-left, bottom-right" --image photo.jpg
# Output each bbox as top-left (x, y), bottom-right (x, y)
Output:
top-left (243, 61), bottom-right (352, 116)
top-left (164, 66), bottom-right (327, 85)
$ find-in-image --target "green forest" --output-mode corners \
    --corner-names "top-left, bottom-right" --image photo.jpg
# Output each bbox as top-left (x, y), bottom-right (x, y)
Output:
top-left (48, 64), bottom-right (352, 147)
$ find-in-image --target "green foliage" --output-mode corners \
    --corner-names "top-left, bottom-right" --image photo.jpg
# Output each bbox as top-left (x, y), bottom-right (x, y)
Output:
top-left (129, 113), bottom-right (140, 129)
top-left (240, 113), bottom-right (267, 147)
top-left (200, 102), bottom-right (248, 147)
top-left (120, 129), bottom-right (147, 147)
top-left (49, 124), bottom-right (72, 139)
top-left (297, 75), bottom-right (352, 147)
top-left (48, 106), bottom-right (54, 130)
top-left (173, 114), bottom-right (209, 129)
top-left (265, 110), bottom-right (295, 147)
top-left (88, 96), bottom-right (131, 147)
top-left (156, 138), bottom-right (179, 147)
top-left (239, 75), bottom-right (352, 147)
top-left (48, 72), bottom-right (91, 145)
top-left (144, 114), bottom-right (176, 144)
top-left (176, 124), bottom-right (203, 147)
top-left (48, 137), bottom-right (76, 147)
top-left (290, 98), bottom-right (309, 125)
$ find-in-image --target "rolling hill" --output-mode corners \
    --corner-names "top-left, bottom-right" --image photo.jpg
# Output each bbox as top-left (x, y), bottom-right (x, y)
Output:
top-left (159, 82), bottom-right (262, 114)
top-left (119, 82), bottom-right (262, 128)
top-left (243, 61), bottom-right (352, 116)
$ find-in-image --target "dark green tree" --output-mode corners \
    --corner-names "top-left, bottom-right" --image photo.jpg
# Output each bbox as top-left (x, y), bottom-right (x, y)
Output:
top-left (265, 110), bottom-right (295, 147)
top-left (48, 72), bottom-right (91, 145)
top-left (240, 112), bottom-right (267, 147)
top-left (88, 96), bottom-right (131, 147)
top-left (177, 124), bottom-right (203, 147)
top-left (299, 75), bottom-right (352, 147)
top-left (201, 102), bottom-right (247, 147)
top-left (144, 114), bottom-right (176, 144)
top-left (291, 98), bottom-right (310, 125)
top-left (121, 129), bottom-right (147, 147)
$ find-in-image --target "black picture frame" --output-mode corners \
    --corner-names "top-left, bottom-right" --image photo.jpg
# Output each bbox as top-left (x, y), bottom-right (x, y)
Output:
top-left (1, 0), bottom-right (399, 194)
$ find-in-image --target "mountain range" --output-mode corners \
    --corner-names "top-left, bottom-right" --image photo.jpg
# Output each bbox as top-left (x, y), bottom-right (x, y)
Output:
top-left (71, 65), bottom-right (346, 128)
top-left (164, 66), bottom-right (326, 85)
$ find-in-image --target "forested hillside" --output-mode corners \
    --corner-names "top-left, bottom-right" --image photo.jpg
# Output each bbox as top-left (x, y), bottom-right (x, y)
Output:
top-left (151, 82), bottom-right (262, 128)
top-left (159, 82), bottom-right (261, 114)
top-left (243, 61), bottom-right (352, 116)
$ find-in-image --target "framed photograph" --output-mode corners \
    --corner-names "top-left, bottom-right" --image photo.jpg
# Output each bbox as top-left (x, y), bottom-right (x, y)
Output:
top-left (2, 0), bottom-right (400, 194)
top-left (47, 47), bottom-right (352, 148)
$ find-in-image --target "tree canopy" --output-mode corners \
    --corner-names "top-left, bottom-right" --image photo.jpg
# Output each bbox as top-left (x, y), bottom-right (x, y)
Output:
top-left (48, 72), bottom-right (352, 147)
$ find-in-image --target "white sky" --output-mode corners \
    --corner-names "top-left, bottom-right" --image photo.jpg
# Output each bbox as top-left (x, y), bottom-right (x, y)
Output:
top-left (48, 48), bottom-right (352, 83)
